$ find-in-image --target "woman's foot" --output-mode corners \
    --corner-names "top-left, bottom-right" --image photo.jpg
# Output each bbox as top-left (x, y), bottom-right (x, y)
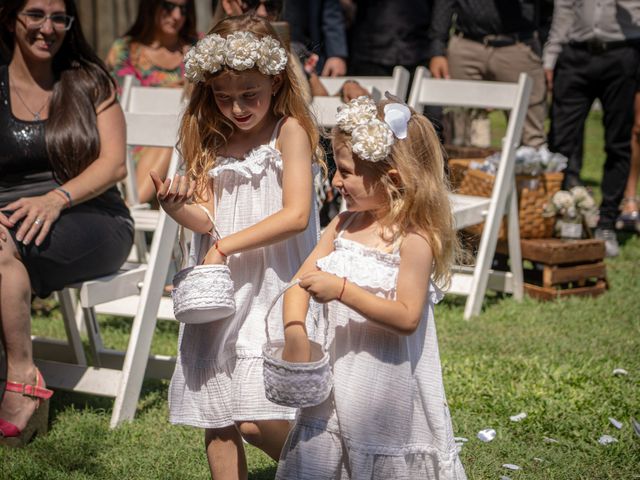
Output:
top-left (0, 367), bottom-right (53, 445)
top-left (615, 197), bottom-right (640, 233)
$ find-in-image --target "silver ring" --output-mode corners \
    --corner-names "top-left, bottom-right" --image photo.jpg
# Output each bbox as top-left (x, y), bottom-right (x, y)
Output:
top-left (34, 218), bottom-right (43, 226)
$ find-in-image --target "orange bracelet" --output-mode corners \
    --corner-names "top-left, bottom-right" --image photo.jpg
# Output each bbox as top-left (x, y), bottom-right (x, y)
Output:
top-left (214, 240), bottom-right (227, 258)
top-left (338, 277), bottom-right (347, 301)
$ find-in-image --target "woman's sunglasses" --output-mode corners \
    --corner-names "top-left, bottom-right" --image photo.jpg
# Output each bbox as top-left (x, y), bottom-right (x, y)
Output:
top-left (160, 0), bottom-right (188, 16)
top-left (243, 0), bottom-right (282, 16)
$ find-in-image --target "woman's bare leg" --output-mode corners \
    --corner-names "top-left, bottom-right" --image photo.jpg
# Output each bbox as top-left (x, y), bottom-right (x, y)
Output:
top-left (0, 226), bottom-right (38, 431)
top-left (622, 92), bottom-right (640, 212)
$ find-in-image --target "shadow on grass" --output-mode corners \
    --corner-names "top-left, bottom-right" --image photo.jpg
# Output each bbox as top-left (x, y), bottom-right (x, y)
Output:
top-left (250, 465), bottom-right (278, 480)
top-left (49, 377), bottom-right (170, 424)
top-left (617, 231), bottom-right (638, 248)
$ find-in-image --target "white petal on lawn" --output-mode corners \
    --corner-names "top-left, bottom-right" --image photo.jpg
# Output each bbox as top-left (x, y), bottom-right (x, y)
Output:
top-left (612, 368), bottom-right (629, 376)
top-left (477, 428), bottom-right (496, 442)
top-left (503, 464), bottom-right (521, 470)
top-left (510, 412), bottom-right (527, 422)
top-left (598, 435), bottom-right (618, 445)
top-left (609, 417), bottom-right (623, 429)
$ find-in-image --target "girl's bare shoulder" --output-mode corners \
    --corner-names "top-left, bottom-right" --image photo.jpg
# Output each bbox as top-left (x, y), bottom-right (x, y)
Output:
top-left (276, 116), bottom-right (310, 150)
top-left (400, 230), bottom-right (433, 256)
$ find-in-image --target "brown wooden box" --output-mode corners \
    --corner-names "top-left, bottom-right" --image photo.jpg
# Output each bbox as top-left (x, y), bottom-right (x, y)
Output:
top-left (498, 238), bottom-right (608, 301)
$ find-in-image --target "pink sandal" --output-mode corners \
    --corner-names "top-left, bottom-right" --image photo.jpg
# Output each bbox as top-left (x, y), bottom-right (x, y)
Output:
top-left (0, 369), bottom-right (53, 447)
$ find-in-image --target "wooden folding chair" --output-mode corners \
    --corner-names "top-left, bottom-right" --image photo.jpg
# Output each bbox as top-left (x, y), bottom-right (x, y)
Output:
top-left (407, 67), bottom-right (532, 319)
top-left (311, 66), bottom-right (410, 128)
top-left (34, 80), bottom-right (185, 427)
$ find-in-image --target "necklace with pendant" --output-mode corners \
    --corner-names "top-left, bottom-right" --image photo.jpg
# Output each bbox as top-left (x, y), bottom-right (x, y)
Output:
top-left (12, 85), bottom-right (51, 120)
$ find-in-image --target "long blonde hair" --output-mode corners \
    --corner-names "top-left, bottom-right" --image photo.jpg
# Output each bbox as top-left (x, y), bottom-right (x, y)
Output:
top-left (179, 14), bottom-right (323, 200)
top-left (333, 101), bottom-right (461, 286)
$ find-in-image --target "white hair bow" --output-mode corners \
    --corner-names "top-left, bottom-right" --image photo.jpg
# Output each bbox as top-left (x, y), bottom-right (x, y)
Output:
top-left (383, 102), bottom-right (411, 140)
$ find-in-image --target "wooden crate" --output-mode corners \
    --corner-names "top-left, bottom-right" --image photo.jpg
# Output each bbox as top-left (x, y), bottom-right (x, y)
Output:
top-left (494, 238), bottom-right (608, 300)
top-left (517, 239), bottom-right (608, 300)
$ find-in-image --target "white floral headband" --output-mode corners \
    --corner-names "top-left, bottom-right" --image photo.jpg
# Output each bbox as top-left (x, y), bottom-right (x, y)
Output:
top-left (335, 95), bottom-right (412, 162)
top-left (184, 31), bottom-right (288, 83)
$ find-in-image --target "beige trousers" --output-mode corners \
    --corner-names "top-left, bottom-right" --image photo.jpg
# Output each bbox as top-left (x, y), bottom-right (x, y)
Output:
top-left (447, 34), bottom-right (547, 148)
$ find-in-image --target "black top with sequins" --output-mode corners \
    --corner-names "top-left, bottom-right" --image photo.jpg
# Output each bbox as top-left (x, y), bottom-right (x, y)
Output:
top-left (0, 65), bottom-right (58, 207)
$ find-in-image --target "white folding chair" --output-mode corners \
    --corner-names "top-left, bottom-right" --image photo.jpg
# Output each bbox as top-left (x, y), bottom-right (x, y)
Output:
top-left (33, 80), bottom-right (185, 427)
top-left (407, 67), bottom-right (532, 319)
top-left (311, 66), bottom-right (410, 127)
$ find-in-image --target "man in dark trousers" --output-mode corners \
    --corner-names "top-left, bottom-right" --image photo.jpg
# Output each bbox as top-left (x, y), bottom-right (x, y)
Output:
top-left (428, 0), bottom-right (548, 149)
top-left (543, 0), bottom-right (640, 256)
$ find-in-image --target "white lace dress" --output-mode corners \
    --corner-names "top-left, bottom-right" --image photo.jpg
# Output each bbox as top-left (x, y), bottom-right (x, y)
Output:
top-left (276, 233), bottom-right (467, 480)
top-left (168, 119), bottom-right (320, 428)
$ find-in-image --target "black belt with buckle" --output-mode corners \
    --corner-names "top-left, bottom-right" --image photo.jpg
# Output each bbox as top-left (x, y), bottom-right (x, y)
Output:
top-left (569, 39), bottom-right (637, 54)
top-left (457, 30), bottom-right (535, 48)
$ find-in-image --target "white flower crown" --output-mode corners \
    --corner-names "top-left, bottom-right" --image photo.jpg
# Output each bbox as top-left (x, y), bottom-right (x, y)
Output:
top-left (184, 31), bottom-right (288, 82)
top-left (336, 95), bottom-right (412, 163)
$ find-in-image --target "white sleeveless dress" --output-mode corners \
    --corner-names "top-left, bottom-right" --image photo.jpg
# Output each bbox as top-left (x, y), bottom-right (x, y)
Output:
top-left (276, 221), bottom-right (466, 479)
top-left (169, 119), bottom-right (320, 428)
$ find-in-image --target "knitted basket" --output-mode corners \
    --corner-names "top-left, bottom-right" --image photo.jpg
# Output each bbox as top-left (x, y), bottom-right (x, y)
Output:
top-left (262, 281), bottom-right (332, 408)
top-left (171, 264), bottom-right (236, 324)
top-left (450, 159), bottom-right (563, 239)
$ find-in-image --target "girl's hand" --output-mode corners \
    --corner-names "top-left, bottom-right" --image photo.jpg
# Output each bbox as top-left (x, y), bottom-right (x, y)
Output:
top-left (149, 171), bottom-right (195, 214)
top-left (203, 244), bottom-right (226, 265)
top-left (298, 270), bottom-right (344, 303)
top-left (1, 192), bottom-right (66, 246)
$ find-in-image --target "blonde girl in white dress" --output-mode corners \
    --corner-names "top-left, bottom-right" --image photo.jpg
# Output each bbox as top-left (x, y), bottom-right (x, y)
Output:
top-left (149, 14), bottom-right (324, 480)
top-left (277, 96), bottom-right (467, 479)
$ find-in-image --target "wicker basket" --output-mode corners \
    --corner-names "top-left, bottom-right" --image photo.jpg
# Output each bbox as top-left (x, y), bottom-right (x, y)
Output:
top-left (444, 145), bottom-right (498, 159)
top-left (451, 159), bottom-right (563, 239)
top-left (262, 281), bottom-right (332, 408)
top-left (172, 264), bottom-right (236, 324)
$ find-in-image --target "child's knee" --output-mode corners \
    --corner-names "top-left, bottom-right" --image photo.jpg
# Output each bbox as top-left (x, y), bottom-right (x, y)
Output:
top-left (236, 421), bottom-right (263, 446)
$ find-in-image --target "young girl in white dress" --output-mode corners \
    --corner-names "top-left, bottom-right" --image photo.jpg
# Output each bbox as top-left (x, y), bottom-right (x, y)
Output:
top-left (149, 14), bottom-right (324, 480)
top-left (277, 96), bottom-right (467, 479)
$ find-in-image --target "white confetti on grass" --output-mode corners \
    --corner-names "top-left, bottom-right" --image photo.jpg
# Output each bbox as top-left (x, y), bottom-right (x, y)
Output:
top-left (500, 476), bottom-right (512, 480)
top-left (533, 457), bottom-right (545, 462)
top-left (598, 434), bottom-right (618, 445)
top-left (510, 412), bottom-right (527, 422)
top-left (477, 428), bottom-right (496, 442)
top-left (612, 368), bottom-right (629, 376)
top-left (454, 437), bottom-right (469, 443)
top-left (503, 464), bottom-right (521, 470)
top-left (609, 417), bottom-right (623, 429)
top-left (543, 436), bottom-right (559, 443)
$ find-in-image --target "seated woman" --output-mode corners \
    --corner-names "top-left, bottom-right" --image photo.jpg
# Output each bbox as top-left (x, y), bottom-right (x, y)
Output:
top-left (0, 0), bottom-right (134, 446)
top-left (105, 0), bottom-right (198, 204)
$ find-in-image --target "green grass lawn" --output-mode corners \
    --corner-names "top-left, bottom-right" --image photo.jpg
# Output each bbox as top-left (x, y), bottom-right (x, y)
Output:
top-left (1, 111), bottom-right (639, 479)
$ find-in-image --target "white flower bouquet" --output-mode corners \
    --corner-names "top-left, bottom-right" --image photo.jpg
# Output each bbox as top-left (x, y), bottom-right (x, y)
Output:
top-left (543, 186), bottom-right (599, 239)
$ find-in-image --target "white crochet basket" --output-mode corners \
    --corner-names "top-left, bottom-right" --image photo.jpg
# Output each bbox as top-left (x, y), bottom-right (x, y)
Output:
top-left (172, 264), bottom-right (235, 324)
top-left (262, 281), bottom-right (332, 408)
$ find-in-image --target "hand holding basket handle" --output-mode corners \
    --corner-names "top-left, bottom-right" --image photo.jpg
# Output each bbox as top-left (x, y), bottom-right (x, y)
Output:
top-left (263, 280), bottom-right (333, 408)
